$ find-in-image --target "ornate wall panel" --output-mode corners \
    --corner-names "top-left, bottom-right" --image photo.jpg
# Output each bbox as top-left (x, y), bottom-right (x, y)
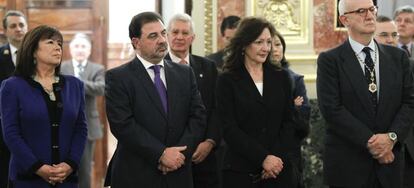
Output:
top-left (252, 0), bottom-right (309, 45)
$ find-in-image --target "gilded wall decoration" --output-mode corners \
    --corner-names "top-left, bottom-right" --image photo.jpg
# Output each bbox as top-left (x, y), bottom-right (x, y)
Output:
top-left (204, 0), bottom-right (213, 55)
top-left (253, 0), bottom-right (309, 44)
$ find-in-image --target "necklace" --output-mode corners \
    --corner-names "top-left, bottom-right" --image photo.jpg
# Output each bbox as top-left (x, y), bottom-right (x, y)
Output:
top-left (33, 75), bottom-right (59, 101)
top-left (355, 45), bottom-right (378, 93)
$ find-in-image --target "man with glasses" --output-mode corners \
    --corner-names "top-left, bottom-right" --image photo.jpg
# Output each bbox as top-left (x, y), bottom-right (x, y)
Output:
top-left (394, 6), bottom-right (414, 188)
top-left (375, 16), bottom-right (399, 46)
top-left (394, 5), bottom-right (414, 60)
top-left (317, 0), bottom-right (414, 188)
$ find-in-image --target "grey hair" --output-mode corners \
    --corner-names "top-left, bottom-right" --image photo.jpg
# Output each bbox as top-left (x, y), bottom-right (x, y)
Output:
top-left (338, 0), bottom-right (347, 16)
top-left (69, 32), bottom-right (91, 47)
top-left (394, 5), bottom-right (414, 19)
top-left (167, 13), bottom-right (195, 33)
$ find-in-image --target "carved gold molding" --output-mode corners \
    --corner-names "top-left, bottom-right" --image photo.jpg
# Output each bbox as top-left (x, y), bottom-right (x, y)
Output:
top-left (251, 0), bottom-right (310, 45)
top-left (204, 0), bottom-right (213, 55)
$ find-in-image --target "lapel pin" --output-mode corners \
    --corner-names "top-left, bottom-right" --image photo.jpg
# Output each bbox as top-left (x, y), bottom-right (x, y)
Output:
top-left (199, 74), bottom-right (203, 78)
top-left (3, 49), bottom-right (9, 55)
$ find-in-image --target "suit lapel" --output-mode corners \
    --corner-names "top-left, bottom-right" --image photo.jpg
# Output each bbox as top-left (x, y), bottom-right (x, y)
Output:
top-left (164, 60), bottom-right (179, 121)
top-left (340, 41), bottom-right (375, 117)
top-left (2, 44), bottom-right (14, 69)
top-left (238, 65), bottom-right (263, 104)
top-left (376, 44), bottom-right (396, 118)
top-left (130, 57), bottom-right (167, 119)
top-left (189, 55), bottom-right (204, 88)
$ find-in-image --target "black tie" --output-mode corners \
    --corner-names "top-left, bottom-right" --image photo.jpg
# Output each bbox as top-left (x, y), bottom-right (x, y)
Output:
top-left (402, 45), bottom-right (411, 57)
top-left (362, 47), bottom-right (377, 112)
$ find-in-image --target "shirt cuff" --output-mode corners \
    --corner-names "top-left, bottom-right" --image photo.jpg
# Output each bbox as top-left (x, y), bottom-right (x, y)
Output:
top-left (205, 139), bottom-right (216, 147)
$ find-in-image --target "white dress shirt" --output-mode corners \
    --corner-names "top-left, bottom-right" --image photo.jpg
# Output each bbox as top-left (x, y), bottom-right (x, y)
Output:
top-left (72, 59), bottom-right (88, 78)
top-left (136, 54), bottom-right (167, 89)
top-left (349, 36), bottom-right (380, 95)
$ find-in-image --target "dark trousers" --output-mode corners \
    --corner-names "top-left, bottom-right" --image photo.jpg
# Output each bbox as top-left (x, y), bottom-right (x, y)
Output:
top-left (329, 174), bottom-right (383, 188)
top-left (193, 152), bottom-right (219, 188)
top-left (404, 150), bottom-right (414, 188)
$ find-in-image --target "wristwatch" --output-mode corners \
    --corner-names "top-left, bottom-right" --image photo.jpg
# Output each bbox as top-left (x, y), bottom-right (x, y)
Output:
top-left (388, 132), bottom-right (398, 143)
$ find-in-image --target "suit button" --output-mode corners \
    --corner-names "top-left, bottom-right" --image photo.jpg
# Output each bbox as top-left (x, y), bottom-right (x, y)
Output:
top-left (57, 102), bottom-right (63, 108)
top-left (261, 128), bottom-right (267, 133)
top-left (52, 123), bottom-right (59, 127)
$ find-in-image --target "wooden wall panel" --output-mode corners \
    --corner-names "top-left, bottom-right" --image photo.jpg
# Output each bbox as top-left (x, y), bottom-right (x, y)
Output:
top-left (27, 9), bottom-right (93, 30)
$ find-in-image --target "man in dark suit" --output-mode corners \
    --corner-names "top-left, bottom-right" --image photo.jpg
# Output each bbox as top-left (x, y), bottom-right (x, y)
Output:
top-left (317, 0), bottom-right (414, 188)
top-left (0, 10), bottom-right (27, 188)
top-left (394, 5), bottom-right (414, 61)
top-left (165, 13), bottom-right (219, 188)
top-left (60, 33), bottom-right (105, 188)
top-left (206, 15), bottom-right (240, 70)
top-left (374, 16), bottom-right (414, 188)
top-left (105, 12), bottom-right (206, 188)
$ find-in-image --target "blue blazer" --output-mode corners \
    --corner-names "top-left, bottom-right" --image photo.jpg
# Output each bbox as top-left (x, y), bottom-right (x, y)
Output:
top-left (0, 75), bottom-right (87, 188)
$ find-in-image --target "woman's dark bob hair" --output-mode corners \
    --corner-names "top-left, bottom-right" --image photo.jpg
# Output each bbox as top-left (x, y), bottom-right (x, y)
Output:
top-left (14, 25), bottom-right (63, 78)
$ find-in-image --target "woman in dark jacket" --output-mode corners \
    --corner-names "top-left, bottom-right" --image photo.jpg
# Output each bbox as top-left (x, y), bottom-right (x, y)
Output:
top-left (0, 25), bottom-right (87, 188)
top-left (216, 17), bottom-right (302, 188)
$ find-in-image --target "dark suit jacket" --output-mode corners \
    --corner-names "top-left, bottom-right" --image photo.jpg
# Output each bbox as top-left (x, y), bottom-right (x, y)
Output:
top-left (61, 60), bottom-right (105, 140)
top-left (0, 44), bottom-right (15, 187)
top-left (165, 54), bottom-right (220, 185)
top-left (216, 63), bottom-right (302, 187)
top-left (317, 40), bottom-right (414, 188)
top-left (165, 54), bottom-right (220, 144)
top-left (105, 57), bottom-right (206, 188)
top-left (206, 50), bottom-right (224, 71)
top-left (406, 59), bottom-right (414, 162)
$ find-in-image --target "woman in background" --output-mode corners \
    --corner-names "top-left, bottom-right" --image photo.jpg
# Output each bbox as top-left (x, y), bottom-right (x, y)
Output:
top-left (272, 30), bottom-right (310, 188)
top-left (216, 17), bottom-right (301, 188)
top-left (0, 25), bottom-right (87, 188)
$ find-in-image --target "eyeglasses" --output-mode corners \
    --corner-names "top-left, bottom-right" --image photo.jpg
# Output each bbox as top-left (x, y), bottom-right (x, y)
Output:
top-left (344, 6), bottom-right (377, 17)
top-left (377, 32), bottom-right (399, 39)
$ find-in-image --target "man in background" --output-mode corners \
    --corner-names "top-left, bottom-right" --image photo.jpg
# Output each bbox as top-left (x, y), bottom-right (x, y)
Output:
top-left (206, 15), bottom-right (240, 70)
top-left (394, 5), bottom-right (414, 60)
top-left (393, 6), bottom-right (414, 188)
top-left (165, 13), bottom-right (219, 188)
top-left (375, 15), bottom-right (399, 46)
top-left (0, 10), bottom-right (27, 188)
top-left (61, 33), bottom-right (105, 188)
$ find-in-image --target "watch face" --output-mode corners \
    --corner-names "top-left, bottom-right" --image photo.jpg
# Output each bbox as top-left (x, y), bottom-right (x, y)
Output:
top-left (389, 132), bottom-right (397, 140)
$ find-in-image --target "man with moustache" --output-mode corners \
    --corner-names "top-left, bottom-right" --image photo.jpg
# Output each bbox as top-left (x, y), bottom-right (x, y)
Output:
top-left (0, 10), bottom-right (28, 188)
top-left (317, 0), bottom-right (414, 188)
top-left (165, 13), bottom-right (219, 188)
top-left (104, 12), bottom-right (206, 188)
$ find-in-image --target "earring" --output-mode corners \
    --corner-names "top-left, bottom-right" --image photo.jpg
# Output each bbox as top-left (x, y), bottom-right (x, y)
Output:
top-left (33, 59), bottom-right (37, 65)
top-left (242, 51), bottom-right (245, 56)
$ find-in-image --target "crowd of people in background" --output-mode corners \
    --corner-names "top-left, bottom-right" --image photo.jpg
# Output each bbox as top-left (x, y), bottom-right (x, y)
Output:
top-left (0, 0), bottom-right (413, 187)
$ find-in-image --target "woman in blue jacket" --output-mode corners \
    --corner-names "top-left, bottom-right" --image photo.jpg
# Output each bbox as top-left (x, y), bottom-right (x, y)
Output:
top-left (0, 25), bottom-right (87, 188)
